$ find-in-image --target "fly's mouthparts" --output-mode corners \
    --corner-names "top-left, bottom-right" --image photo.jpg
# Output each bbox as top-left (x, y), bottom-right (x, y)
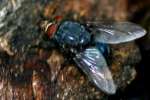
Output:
top-left (45, 22), bottom-right (53, 32)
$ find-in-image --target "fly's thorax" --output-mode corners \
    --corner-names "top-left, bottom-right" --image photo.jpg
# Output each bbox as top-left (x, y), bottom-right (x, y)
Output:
top-left (54, 21), bottom-right (91, 46)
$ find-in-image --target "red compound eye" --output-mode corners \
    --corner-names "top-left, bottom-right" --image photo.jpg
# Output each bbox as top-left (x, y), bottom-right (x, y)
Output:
top-left (45, 23), bottom-right (57, 38)
top-left (54, 15), bottom-right (63, 22)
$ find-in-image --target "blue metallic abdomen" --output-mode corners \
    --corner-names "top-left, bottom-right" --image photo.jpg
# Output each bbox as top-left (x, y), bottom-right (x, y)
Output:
top-left (96, 43), bottom-right (110, 58)
top-left (54, 21), bottom-right (91, 46)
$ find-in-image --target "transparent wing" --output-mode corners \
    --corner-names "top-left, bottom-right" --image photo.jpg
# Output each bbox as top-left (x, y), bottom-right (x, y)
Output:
top-left (87, 21), bottom-right (146, 44)
top-left (73, 47), bottom-right (116, 94)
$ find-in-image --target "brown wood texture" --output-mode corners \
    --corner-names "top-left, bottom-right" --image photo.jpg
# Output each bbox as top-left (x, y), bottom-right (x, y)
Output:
top-left (0, 0), bottom-right (147, 99)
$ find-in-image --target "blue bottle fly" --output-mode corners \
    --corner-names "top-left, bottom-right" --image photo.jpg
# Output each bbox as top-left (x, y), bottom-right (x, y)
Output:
top-left (43, 17), bottom-right (146, 94)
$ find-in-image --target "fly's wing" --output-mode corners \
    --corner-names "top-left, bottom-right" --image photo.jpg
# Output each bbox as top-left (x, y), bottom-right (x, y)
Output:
top-left (87, 21), bottom-right (146, 44)
top-left (73, 47), bottom-right (116, 94)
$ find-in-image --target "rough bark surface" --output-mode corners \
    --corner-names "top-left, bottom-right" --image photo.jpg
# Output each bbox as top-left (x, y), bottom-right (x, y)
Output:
top-left (0, 0), bottom-right (147, 99)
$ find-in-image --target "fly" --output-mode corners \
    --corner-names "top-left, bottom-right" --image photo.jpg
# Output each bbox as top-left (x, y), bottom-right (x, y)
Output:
top-left (42, 16), bottom-right (146, 94)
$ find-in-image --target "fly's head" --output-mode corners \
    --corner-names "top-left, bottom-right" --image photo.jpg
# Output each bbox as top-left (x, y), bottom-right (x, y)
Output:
top-left (41, 16), bottom-right (63, 38)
